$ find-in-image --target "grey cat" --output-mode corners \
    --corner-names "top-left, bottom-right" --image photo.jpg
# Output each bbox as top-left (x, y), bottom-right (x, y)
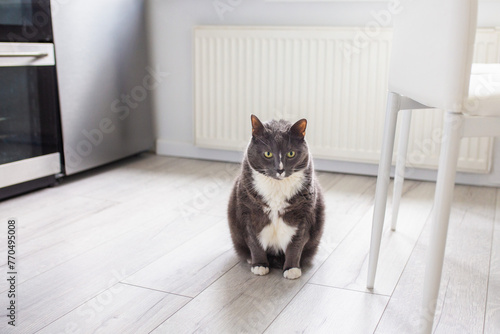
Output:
top-left (227, 115), bottom-right (325, 279)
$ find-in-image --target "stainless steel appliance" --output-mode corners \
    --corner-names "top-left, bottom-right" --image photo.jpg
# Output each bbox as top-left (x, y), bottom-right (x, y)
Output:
top-left (0, 0), bottom-right (62, 200)
top-left (0, 0), bottom-right (153, 200)
top-left (52, 0), bottom-right (154, 175)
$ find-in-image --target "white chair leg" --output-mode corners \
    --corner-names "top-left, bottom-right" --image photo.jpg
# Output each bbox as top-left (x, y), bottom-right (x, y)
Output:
top-left (391, 109), bottom-right (412, 231)
top-left (419, 112), bottom-right (463, 334)
top-left (367, 92), bottom-right (400, 289)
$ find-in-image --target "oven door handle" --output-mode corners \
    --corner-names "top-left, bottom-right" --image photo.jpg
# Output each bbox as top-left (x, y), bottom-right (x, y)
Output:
top-left (0, 52), bottom-right (49, 58)
top-left (0, 43), bottom-right (55, 66)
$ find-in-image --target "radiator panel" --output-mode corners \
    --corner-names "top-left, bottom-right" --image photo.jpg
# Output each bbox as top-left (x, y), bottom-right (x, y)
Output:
top-left (194, 26), bottom-right (500, 173)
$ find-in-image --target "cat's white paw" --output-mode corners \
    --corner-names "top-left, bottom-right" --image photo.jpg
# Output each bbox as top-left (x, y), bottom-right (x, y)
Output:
top-left (283, 267), bottom-right (302, 279)
top-left (251, 266), bottom-right (269, 276)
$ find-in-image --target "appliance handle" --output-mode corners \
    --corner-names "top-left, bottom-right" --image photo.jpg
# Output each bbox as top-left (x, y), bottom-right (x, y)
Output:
top-left (0, 43), bottom-right (55, 67)
top-left (0, 52), bottom-right (49, 58)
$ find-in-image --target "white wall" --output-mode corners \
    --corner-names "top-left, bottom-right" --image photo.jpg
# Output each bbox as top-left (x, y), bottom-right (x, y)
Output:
top-left (147, 0), bottom-right (500, 186)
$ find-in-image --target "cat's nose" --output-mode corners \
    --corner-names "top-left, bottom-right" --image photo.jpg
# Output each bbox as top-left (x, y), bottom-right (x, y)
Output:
top-left (277, 169), bottom-right (285, 175)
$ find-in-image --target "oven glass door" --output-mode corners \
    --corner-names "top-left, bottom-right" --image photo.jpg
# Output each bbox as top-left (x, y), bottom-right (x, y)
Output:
top-left (0, 0), bottom-right (52, 42)
top-left (0, 42), bottom-right (62, 189)
top-left (0, 66), bottom-right (60, 165)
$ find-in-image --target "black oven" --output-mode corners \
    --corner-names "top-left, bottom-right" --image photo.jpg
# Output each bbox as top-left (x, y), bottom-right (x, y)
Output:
top-left (0, 0), bottom-right (62, 200)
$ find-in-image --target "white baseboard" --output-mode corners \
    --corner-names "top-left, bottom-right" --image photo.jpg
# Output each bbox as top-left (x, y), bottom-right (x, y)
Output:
top-left (156, 139), bottom-right (244, 163)
top-left (156, 139), bottom-right (500, 187)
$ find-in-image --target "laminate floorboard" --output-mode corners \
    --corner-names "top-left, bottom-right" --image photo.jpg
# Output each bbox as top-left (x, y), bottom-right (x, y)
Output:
top-left (484, 189), bottom-right (500, 334)
top-left (0, 154), bottom-right (497, 333)
top-left (375, 185), bottom-right (496, 333)
top-left (36, 284), bottom-right (190, 334)
top-left (150, 173), bottom-right (378, 333)
top-left (124, 222), bottom-right (239, 298)
top-left (264, 283), bottom-right (389, 334)
top-left (150, 255), bottom-right (330, 334)
top-left (310, 180), bottom-right (435, 296)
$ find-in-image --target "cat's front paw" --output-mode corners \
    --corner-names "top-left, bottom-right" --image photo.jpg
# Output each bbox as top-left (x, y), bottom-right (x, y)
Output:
top-left (251, 266), bottom-right (270, 276)
top-left (283, 267), bottom-right (302, 279)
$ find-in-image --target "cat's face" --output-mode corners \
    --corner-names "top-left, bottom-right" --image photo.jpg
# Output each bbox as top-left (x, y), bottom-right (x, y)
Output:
top-left (247, 115), bottom-right (310, 180)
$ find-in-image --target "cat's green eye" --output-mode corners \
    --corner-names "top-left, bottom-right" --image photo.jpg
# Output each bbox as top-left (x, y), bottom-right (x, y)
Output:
top-left (264, 151), bottom-right (273, 158)
top-left (287, 151), bottom-right (296, 158)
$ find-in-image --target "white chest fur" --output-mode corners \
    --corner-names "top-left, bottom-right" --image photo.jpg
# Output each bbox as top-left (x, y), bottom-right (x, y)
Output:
top-left (252, 169), bottom-right (305, 253)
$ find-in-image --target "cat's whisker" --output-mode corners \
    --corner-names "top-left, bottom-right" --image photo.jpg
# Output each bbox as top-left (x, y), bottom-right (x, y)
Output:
top-left (254, 135), bottom-right (270, 149)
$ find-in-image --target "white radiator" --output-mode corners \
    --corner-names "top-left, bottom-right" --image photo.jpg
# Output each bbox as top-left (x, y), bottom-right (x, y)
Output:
top-left (194, 26), bottom-right (500, 173)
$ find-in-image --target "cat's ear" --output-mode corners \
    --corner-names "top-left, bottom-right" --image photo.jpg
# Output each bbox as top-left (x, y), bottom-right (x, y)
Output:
top-left (251, 114), bottom-right (265, 137)
top-left (291, 118), bottom-right (307, 139)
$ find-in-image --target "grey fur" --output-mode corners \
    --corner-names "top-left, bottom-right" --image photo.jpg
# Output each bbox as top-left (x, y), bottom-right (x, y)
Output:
top-left (227, 115), bottom-right (325, 274)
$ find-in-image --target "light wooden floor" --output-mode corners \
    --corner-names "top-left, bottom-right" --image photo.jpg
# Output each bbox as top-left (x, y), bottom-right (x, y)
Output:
top-left (1, 153), bottom-right (499, 333)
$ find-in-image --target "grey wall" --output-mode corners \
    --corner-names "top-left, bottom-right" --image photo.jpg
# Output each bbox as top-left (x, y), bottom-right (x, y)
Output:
top-left (147, 0), bottom-right (500, 186)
